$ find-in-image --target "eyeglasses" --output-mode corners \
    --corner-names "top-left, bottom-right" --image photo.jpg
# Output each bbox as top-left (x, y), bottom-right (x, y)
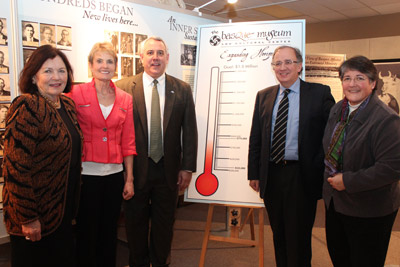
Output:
top-left (271, 59), bottom-right (299, 68)
top-left (342, 75), bottom-right (368, 84)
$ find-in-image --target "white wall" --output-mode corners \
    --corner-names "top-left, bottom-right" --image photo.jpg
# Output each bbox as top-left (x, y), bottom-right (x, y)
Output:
top-left (306, 35), bottom-right (400, 60)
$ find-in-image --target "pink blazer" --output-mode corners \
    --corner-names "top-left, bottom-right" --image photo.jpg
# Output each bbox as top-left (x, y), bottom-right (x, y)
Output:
top-left (67, 79), bottom-right (136, 163)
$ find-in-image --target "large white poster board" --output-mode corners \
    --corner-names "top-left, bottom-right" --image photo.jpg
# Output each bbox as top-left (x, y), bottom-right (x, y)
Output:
top-left (186, 20), bottom-right (305, 206)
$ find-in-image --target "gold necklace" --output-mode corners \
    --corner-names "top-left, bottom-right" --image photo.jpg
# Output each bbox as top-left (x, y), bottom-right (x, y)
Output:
top-left (38, 90), bottom-right (61, 109)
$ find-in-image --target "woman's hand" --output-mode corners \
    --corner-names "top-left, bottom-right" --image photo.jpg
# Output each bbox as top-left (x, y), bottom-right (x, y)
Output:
top-left (327, 173), bottom-right (346, 191)
top-left (22, 219), bottom-right (41, 242)
top-left (123, 179), bottom-right (134, 200)
top-left (123, 155), bottom-right (134, 200)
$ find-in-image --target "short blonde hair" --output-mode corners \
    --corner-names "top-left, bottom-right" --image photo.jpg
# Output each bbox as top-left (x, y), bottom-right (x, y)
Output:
top-left (88, 42), bottom-right (117, 65)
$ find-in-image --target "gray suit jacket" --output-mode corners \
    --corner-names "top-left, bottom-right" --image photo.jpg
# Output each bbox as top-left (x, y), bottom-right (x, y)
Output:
top-left (248, 79), bottom-right (335, 200)
top-left (323, 92), bottom-right (400, 217)
top-left (115, 73), bottom-right (198, 190)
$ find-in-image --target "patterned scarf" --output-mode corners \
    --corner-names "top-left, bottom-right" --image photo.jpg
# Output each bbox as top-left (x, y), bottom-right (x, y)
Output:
top-left (324, 96), bottom-right (370, 176)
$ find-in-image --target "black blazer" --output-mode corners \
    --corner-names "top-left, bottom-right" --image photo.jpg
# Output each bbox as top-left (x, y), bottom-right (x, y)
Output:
top-left (116, 73), bottom-right (198, 190)
top-left (248, 79), bottom-right (335, 200)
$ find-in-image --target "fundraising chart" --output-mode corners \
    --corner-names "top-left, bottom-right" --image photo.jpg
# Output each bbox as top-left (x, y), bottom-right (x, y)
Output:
top-left (187, 20), bottom-right (305, 206)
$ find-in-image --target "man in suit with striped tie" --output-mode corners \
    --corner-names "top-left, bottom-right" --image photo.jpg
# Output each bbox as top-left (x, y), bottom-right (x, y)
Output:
top-left (248, 46), bottom-right (335, 267)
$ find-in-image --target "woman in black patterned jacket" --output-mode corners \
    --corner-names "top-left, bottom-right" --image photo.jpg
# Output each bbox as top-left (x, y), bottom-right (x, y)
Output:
top-left (1, 45), bottom-right (83, 267)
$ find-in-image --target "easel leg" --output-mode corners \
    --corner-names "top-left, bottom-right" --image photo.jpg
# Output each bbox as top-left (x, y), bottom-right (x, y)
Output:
top-left (240, 208), bottom-right (256, 242)
top-left (199, 204), bottom-right (215, 267)
top-left (249, 209), bottom-right (255, 241)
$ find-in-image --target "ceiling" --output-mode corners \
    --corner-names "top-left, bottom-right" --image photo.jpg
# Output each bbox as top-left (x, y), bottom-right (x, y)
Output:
top-left (182, 0), bottom-right (400, 23)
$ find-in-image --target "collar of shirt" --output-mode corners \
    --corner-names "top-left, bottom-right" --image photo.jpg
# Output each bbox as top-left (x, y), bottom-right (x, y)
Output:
top-left (143, 71), bottom-right (166, 90)
top-left (279, 78), bottom-right (300, 95)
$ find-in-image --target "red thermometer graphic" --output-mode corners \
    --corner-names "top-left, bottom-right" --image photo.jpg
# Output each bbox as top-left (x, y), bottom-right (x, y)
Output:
top-left (195, 67), bottom-right (219, 196)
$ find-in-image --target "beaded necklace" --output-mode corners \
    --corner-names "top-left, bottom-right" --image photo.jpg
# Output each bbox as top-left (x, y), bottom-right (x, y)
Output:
top-left (38, 90), bottom-right (61, 109)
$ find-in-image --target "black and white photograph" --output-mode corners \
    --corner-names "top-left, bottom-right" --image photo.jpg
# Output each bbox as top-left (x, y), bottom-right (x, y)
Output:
top-left (121, 56), bottom-right (133, 78)
top-left (0, 75), bottom-right (11, 101)
top-left (40, 24), bottom-right (56, 46)
top-left (105, 30), bottom-right (119, 54)
top-left (0, 46), bottom-right (9, 74)
top-left (120, 32), bottom-right (133, 55)
top-left (0, 129), bottom-right (4, 158)
top-left (180, 44), bottom-right (196, 66)
top-left (21, 21), bottom-right (39, 47)
top-left (0, 103), bottom-right (10, 129)
top-left (57, 26), bottom-right (72, 49)
top-left (135, 33), bottom-right (147, 55)
top-left (135, 57), bottom-right (143, 75)
top-left (0, 18), bottom-right (8, 45)
top-left (373, 59), bottom-right (400, 114)
top-left (23, 48), bottom-right (35, 65)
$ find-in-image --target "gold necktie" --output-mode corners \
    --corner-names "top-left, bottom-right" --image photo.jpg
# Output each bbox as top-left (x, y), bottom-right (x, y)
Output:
top-left (149, 79), bottom-right (163, 162)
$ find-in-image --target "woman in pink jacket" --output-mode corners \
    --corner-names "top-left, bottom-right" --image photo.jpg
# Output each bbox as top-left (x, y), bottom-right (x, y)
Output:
top-left (66, 42), bottom-right (136, 267)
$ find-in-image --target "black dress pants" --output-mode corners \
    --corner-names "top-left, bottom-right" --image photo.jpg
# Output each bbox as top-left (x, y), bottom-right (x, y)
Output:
top-left (10, 167), bottom-right (79, 267)
top-left (326, 201), bottom-right (397, 267)
top-left (124, 158), bottom-right (179, 267)
top-left (264, 162), bottom-right (317, 267)
top-left (76, 172), bottom-right (124, 267)
top-left (10, 215), bottom-right (75, 267)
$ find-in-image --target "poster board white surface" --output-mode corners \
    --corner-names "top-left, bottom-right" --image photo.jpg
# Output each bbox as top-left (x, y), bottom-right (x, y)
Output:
top-left (186, 20), bottom-right (305, 206)
top-left (305, 53), bottom-right (346, 102)
top-left (16, 0), bottom-right (219, 86)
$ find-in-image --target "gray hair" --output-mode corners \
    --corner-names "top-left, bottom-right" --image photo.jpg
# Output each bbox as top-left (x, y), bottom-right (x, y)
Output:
top-left (139, 36), bottom-right (169, 55)
top-left (273, 45), bottom-right (303, 63)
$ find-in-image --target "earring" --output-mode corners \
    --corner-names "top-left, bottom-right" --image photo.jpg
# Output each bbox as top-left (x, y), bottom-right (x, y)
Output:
top-left (32, 78), bottom-right (36, 84)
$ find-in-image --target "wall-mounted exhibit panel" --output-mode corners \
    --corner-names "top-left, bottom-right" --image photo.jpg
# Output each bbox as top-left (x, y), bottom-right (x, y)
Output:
top-left (13, 0), bottom-right (219, 90)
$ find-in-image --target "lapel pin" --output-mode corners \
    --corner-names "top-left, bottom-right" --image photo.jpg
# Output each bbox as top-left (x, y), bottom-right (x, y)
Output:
top-left (171, 91), bottom-right (175, 94)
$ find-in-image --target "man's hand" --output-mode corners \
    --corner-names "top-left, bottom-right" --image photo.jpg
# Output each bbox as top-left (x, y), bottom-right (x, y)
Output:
top-left (249, 180), bottom-right (260, 192)
top-left (177, 170), bottom-right (192, 191)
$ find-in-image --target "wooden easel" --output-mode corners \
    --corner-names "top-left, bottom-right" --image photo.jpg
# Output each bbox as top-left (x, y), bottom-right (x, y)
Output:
top-left (199, 204), bottom-right (265, 267)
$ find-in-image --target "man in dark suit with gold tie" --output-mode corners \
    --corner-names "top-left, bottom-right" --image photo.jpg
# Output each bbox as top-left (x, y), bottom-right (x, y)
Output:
top-left (116, 36), bottom-right (197, 267)
top-left (248, 46), bottom-right (335, 267)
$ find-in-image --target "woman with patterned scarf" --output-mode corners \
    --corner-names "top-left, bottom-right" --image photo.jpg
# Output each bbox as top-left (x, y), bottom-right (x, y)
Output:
top-left (322, 55), bottom-right (400, 267)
